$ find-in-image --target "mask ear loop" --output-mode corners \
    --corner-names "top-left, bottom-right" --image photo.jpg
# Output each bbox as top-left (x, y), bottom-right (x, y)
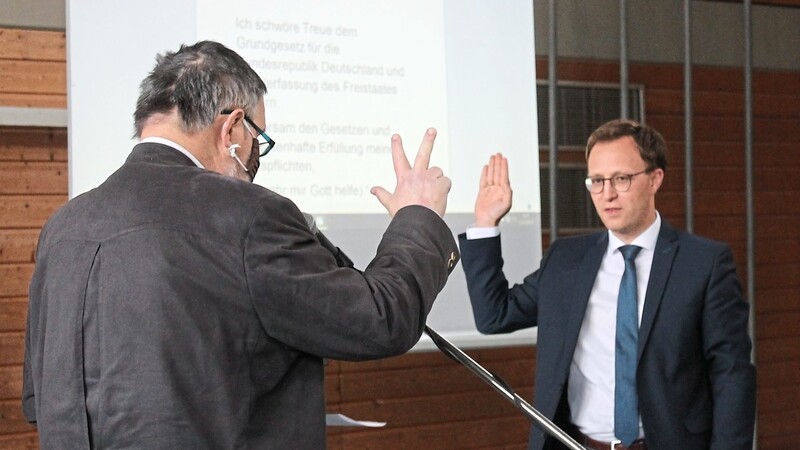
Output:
top-left (228, 144), bottom-right (249, 172)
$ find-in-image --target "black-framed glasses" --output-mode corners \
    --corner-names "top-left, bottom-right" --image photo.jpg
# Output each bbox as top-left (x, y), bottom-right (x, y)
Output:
top-left (220, 109), bottom-right (276, 156)
top-left (584, 170), bottom-right (650, 194)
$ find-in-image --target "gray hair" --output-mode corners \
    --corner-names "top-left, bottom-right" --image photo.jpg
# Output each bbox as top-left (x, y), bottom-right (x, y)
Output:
top-left (133, 40), bottom-right (267, 137)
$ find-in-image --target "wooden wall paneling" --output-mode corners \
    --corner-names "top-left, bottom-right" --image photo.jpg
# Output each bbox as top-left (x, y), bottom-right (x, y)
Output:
top-left (753, 68), bottom-right (800, 95)
top-left (755, 92), bottom-right (800, 118)
top-left (0, 61), bottom-right (66, 96)
top-left (0, 195), bottom-right (67, 229)
top-left (0, 118), bottom-right (64, 450)
top-left (756, 261), bottom-right (800, 290)
top-left (339, 415), bottom-right (530, 450)
top-left (758, 408), bottom-right (800, 444)
top-left (753, 215), bottom-right (800, 239)
top-left (755, 192), bottom-right (800, 215)
top-left (0, 29), bottom-right (66, 109)
top-left (755, 287), bottom-right (800, 313)
top-left (757, 363), bottom-right (798, 403)
top-left (0, 128), bottom-right (68, 162)
top-left (0, 230), bottom-right (38, 263)
top-left (690, 65), bottom-right (744, 91)
top-left (0, 331), bottom-right (25, 363)
top-left (658, 172), bottom-right (800, 216)
top-left (675, 166), bottom-right (745, 191)
top-left (761, 434), bottom-right (800, 450)
top-left (754, 166), bottom-right (800, 191)
top-left (658, 191), bottom-right (746, 216)
top-left (0, 399), bottom-right (32, 435)
top-left (534, 58), bottom-right (800, 100)
top-left (757, 336), bottom-right (800, 363)
top-left (0, 299), bottom-right (28, 332)
top-left (0, 433), bottom-right (38, 450)
top-left (756, 310), bottom-right (800, 340)
top-left (324, 361), bottom-right (343, 406)
top-left (331, 347), bottom-right (538, 447)
top-left (0, 162), bottom-right (67, 195)
top-left (650, 115), bottom-right (747, 143)
top-left (756, 310), bottom-right (800, 342)
top-left (338, 350), bottom-right (455, 373)
top-left (0, 363), bottom-right (23, 400)
top-left (0, 94), bottom-right (66, 109)
top-left (732, 237), bottom-right (800, 266)
top-left (691, 215), bottom-right (746, 242)
top-left (0, 26), bottom-right (798, 448)
top-left (646, 89), bottom-right (745, 116)
top-left (535, 59), bottom-right (619, 85)
top-left (0, 29), bottom-right (69, 449)
top-left (336, 345), bottom-right (535, 374)
top-left (752, 117), bottom-right (800, 143)
top-left (338, 388), bottom-right (530, 430)
top-left (666, 142), bottom-right (739, 167)
top-left (759, 384), bottom-right (800, 415)
top-left (337, 358), bottom-right (534, 403)
top-left (0, 263), bottom-right (34, 299)
top-left (0, 29), bottom-right (66, 61)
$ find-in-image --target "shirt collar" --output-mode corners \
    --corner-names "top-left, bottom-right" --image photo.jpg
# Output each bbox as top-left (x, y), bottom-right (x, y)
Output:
top-left (607, 211), bottom-right (661, 254)
top-left (139, 137), bottom-right (205, 169)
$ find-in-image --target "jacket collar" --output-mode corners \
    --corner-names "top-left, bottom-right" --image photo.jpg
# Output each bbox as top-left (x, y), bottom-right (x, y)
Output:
top-left (560, 221), bottom-right (680, 369)
top-left (127, 142), bottom-right (201, 168)
top-left (638, 220), bottom-right (680, 361)
top-left (560, 231), bottom-right (608, 378)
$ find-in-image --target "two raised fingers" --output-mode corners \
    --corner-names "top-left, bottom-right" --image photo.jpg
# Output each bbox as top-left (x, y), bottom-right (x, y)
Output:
top-left (392, 128), bottom-right (437, 174)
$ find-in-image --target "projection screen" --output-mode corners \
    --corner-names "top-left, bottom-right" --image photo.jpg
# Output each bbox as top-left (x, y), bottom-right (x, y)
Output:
top-left (67, 0), bottom-right (541, 349)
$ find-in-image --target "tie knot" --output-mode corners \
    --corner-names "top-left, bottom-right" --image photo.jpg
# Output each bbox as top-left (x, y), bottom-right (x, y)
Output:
top-left (619, 245), bottom-right (642, 262)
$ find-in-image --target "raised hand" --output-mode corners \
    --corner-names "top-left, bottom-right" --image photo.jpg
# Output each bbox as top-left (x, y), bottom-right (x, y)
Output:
top-left (475, 153), bottom-right (512, 227)
top-left (370, 128), bottom-right (451, 217)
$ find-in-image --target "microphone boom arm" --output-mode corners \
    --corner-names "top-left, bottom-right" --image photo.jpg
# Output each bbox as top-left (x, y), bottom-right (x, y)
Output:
top-left (424, 326), bottom-right (586, 450)
top-left (301, 212), bottom-right (584, 448)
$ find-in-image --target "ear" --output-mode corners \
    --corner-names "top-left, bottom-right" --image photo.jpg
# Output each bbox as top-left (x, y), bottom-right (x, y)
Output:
top-left (649, 168), bottom-right (665, 193)
top-left (219, 109), bottom-right (245, 151)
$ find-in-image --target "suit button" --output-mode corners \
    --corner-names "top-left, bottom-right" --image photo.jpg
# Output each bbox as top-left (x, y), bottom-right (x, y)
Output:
top-left (447, 251), bottom-right (457, 269)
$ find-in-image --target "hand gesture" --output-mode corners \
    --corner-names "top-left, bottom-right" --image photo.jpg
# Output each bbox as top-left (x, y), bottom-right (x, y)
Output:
top-left (475, 153), bottom-right (512, 227)
top-left (371, 128), bottom-right (451, 217)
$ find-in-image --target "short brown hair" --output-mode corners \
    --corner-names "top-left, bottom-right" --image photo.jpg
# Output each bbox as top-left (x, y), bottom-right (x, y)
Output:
top-left (586, 119), bottom-right (667, 171)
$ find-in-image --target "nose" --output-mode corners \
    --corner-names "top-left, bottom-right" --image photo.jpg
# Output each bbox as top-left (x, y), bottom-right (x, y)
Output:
top-left (600, 180), bottom-right (619, 199)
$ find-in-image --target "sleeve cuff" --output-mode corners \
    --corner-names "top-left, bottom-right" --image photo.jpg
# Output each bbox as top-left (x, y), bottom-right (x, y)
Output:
top-left (465, 225), bottom-right (500, 240)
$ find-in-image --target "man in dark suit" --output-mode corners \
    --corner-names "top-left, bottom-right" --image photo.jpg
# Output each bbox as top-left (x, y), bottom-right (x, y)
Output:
top-left (459, 120), bottom-right (755, 450)
top-left (22, 40), bottom-right (459, 449)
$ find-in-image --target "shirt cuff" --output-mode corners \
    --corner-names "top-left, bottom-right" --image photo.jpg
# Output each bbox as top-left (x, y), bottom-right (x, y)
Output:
top-left (465, 225), bottom-right (500, 240)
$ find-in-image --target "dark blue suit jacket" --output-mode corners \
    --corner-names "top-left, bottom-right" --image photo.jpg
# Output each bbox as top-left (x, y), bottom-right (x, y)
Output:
top-left (459, 221), bottom-right (755, 450)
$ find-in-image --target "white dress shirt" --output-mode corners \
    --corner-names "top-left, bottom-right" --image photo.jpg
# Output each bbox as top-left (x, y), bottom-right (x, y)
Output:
top-left (568, 213), bottom-right (660, 441)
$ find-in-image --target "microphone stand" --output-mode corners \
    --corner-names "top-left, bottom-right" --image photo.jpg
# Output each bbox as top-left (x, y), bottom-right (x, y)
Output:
top-left (424, 326), bottom-right (586, 450)
top-left (304, 216), bottom-right (584, 448)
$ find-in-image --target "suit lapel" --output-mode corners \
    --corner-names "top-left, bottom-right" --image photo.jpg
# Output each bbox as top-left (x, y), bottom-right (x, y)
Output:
top-left (561, 232), bottom-right (608, 368)
top-left (637, 222), bottom-right (680, 362)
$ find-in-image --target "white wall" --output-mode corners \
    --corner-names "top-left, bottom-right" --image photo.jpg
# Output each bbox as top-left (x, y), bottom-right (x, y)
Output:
top-left (3, 0), bottom-right (798, 70)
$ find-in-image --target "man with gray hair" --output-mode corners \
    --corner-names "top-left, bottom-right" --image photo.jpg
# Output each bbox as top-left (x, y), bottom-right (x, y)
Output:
top-left (23, 40), bottom-right (458, 449)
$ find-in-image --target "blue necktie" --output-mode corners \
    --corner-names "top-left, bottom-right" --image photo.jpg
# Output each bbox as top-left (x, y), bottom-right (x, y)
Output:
top-left (615, 245), bottom-right (642, 446)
